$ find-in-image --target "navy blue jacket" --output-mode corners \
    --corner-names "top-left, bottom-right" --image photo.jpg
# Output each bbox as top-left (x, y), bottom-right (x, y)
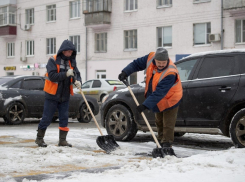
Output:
top-left (122, 54), bottom-right (180, 113)
top-left (45, 40), bottom-right (82, 103)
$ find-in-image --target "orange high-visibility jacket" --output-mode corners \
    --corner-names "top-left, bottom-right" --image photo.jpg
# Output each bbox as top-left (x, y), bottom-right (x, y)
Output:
top-left (43, 55), bottom-right (74, 96)
top-left (145, 52), bottom-right (183, 112)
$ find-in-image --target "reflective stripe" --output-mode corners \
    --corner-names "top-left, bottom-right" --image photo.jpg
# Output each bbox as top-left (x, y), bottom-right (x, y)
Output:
top-left (60, 65), bottom-right (65, 69)
top-left (44, 76), bottom-right (58, 83)
top-left (158, 65), bottom-right (177, 83)
top-left (146, 56), bottom-right (154, 70)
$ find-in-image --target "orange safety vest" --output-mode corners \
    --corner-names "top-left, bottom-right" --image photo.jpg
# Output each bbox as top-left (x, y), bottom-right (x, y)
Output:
top-left (145, 52), bottom-right (183, 112)
top-left (43, 55), bottom-right (74, 96)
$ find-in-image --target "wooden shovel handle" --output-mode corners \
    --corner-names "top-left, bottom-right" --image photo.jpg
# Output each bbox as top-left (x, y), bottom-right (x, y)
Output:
top-left (127, 86), bottom-right (161, 148)
top-left (78, 87), bottom-right (103, 136)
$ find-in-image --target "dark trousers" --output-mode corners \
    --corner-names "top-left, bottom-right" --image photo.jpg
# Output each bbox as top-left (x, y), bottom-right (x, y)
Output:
top-left (38, 99), bottom-right (69, 130)
top-left (155, 106), bottom-right (179, 143)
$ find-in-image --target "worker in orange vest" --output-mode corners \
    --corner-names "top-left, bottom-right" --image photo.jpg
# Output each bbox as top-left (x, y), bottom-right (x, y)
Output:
top-left (118, 47), bottom-right (183, 156)
top-left (35, 40), bottom-right (82, 148)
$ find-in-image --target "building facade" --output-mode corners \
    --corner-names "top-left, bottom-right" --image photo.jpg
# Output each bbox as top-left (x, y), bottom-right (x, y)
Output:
top-left (0, 0), bottom-right (245, 84)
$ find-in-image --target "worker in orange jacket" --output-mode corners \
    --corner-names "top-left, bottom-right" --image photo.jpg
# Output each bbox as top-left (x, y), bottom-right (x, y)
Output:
top-left (35, 40), bottom-right (82, 147)
top-left (118, 47), bottom-right (183, 155)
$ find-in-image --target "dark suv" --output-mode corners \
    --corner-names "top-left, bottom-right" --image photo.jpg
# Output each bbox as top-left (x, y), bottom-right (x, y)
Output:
top-left (100, 49), bottom-right (245, 148)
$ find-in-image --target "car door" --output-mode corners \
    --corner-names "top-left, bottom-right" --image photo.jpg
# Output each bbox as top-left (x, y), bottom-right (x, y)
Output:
top-left (20, 78), bottom-right (45, 116)
top-left (175, 58), bottom-right (200, 126)
top-left (90, 80), bottom-right (102, 101)
top-left (185, 55), bottom-right (240, 127)
top-left (81, 80), bottom-right (93, 96)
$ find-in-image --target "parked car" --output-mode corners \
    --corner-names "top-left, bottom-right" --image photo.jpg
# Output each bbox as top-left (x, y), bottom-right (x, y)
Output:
top-left (73, 79), bottom-right (126, 102)
top-left (0, 75), bottom-right (99, 125)
top-left (100, 49), bottom-right (245, 148)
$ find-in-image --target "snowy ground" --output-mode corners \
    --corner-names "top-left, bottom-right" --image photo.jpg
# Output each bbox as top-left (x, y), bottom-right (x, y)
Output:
top-left (0, 125), bottom-right (244, 182)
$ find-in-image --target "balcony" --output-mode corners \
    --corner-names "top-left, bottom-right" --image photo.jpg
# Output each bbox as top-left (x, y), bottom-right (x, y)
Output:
top-left (223, 0), bottom-right (245, 16)
top-left (83, 0), bottom-right (112, 28)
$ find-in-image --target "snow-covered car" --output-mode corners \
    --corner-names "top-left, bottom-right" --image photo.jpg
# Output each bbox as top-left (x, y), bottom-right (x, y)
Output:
top-left (0, 75), bottom-right (99, 125)
top-left (100, 49), bottom-right (245, 148)
top-left (73, 79), bottom-right (126, 102)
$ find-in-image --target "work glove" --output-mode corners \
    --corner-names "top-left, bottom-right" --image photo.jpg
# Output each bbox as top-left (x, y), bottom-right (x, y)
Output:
top-left (136, 104), bottom-right (147, 114)
top-left (74, 80), bottom-right (82, 89)
top-left (118, 71), bottom-right (128, 81)
top-left (66, 69), bottom-right (74, 77)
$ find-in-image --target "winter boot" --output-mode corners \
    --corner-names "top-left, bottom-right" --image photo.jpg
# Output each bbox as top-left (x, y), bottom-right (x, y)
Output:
top-left (35, 129), bottom-right (47, 147)
top-left (58, 130), bottom-right (72, 147)
top-left (160, 142), bottom-right (176, 156)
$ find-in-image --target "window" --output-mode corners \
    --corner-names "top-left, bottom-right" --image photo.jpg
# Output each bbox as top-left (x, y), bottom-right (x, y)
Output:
top-left (125, 0), bottom-right (138, 11)
top-left (197, 57), bottom-right (235, 79)
top-left (69, 35), bottom-right (80, 53)
top-left (95, 33), bottom-right (107, 52)
top-left (7, 43), bottom-right (15, 57)
top-left (70, 0), bottom-right (80, 18)
top-left (176, 59), bottom-right (198, 81)
top-left (235, 19), bottom-right (245, 43)
top-left (22, 79), bottom-right (44, 90)
top-left (124, 30), bottom-right (137, 50)
top-left (157, 26), bottom-right (172, 47)
top-left (96, 70), bottom-right (106, 79)
top-left (92, 80), bottom-right (101, 88)
top-left (26, 40), bottom-right (34, 56)
top-left (46, 38), bottom-right (56, 54)
top-left (26, 8), bottom-right (34, 25)
top-left (193, 22), bottom-right (211, 45)
top-left (157, 0), bottom-right (172, 7)
top-left (83, 0), bottom-right (111, 13)
top-left (9, 81), bottom-right (21, 89)
top-left (193, 0), bottom-right (211, 3)
top-left (47, 5), bottom-right (56, 22)
top-left (82, 81), bottom-right (92, 89)
top-left (0, 6), bottom-right (16, 26)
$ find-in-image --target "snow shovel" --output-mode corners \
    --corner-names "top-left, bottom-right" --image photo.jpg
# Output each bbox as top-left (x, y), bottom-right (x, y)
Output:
top-left (122, 79), bottom-right (165, 158)
top-left (75, 82), bottom-right (120, 153)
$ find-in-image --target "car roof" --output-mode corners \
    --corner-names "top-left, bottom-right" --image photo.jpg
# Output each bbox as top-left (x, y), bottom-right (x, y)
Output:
top-left (180, 49), bottom-right (245, 61)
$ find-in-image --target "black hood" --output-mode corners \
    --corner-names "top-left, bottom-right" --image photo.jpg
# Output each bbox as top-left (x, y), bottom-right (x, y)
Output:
top-left (57, 39), bottom-right (77, 58)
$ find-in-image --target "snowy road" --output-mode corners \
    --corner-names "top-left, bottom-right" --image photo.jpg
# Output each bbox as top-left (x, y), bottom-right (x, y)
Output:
top-left (0, 118), bottom-right (244, 182)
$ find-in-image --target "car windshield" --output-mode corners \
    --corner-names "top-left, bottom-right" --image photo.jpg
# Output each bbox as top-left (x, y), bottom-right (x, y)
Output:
top-left (0, 77), bottom-right (14, 85)
top-left (106, 80), bottom-right (124, 85)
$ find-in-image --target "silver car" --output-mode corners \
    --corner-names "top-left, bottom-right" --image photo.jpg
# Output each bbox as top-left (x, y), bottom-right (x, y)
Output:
top-left (74, 79), bottom-right (126, 102)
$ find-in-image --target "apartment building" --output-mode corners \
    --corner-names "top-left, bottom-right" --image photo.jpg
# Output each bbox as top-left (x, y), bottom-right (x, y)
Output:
top-left (0, 0), bottom-right (245, 84)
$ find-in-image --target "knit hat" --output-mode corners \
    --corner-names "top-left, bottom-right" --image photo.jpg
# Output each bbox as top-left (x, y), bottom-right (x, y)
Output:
top-left (155, 47), bottom-right (169, 61)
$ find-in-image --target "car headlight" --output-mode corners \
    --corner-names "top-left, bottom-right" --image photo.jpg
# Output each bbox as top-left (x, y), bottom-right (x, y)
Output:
top-left (102, 94), bottom-right (109, 104)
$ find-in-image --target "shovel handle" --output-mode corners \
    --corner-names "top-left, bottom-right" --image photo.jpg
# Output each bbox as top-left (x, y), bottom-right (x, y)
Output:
top-left (78, 87), bottom-right (103, 136)
top-left (127, 85), bottom-right (161, 148)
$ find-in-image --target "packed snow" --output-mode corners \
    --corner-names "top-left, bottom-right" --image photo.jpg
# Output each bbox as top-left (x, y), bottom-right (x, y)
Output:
top-left (0, 126), bottom-right (244, 182)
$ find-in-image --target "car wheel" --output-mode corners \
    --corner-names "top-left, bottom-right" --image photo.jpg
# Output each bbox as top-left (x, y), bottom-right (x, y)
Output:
top-left (229, 108), bottom-right (245, 148)
top-left (174, 132), bottom-right (186, 137)
top-left (4, 102), bottom-right (25, 125)
top-left (78, 103), bottom-right (92, 123)
top-left (100, 94), bottom-right (106, 102)
top-left (105, 104), bottom-right (138, 141)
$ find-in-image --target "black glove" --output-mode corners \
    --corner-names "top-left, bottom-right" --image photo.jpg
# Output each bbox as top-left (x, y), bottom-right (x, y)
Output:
top-left (136, 104), bottom-right (147, 113)
top-left (118, 71), bottom-right (128, 81)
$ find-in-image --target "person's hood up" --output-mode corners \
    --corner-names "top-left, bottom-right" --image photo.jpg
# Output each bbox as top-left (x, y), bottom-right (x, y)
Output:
top-left (57, 40), bottom-right (77, 58)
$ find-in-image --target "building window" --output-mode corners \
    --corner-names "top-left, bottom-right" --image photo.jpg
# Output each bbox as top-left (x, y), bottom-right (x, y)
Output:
top-left (125, 0), bottom-right (138, 11)
top-left (193, 0), bottom-right (211, 3)
top-left (193, 22), bottom-right (211, 45)
top-left (83, 0), bottom-right (111, 13)
top-left (157, 26), bottom-right (172, 47)
top-left (47, 5), bottom-right (56, 22)
top-left (26, 8), bottom-right (34, 25)
top-left (0, 6), bottom-right (16, 26)
top-left (70, 0), bottom-right (80, 18)
top-left (70, 35), bottom-right (80, 53)
top-left (124, 30), bottom-right (137, 50)
top-left (7, 43), bottom-right (15, 57)
top-left (95, 33), bottom-right (107, 52)
top-left (46, 38), bottom-right (56, 54)
top-left (26, 40), bottom-right (34, 56)
top-left (157, 0), bottom-right (172, 7)
top-left (235, 19), bottom-right (245, 43)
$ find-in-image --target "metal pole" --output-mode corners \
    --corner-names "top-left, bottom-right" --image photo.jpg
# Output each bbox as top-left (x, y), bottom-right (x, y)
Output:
top-left (221, 0), bottom-right (224, 50)
top-left (85, 27), bottom-right (88, 81)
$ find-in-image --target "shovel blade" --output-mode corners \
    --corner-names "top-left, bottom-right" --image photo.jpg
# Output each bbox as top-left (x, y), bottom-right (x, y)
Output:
top-left (152, 148), bottom-right (165, 158)
top-left (96, 135), bottom-right (120, 153)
